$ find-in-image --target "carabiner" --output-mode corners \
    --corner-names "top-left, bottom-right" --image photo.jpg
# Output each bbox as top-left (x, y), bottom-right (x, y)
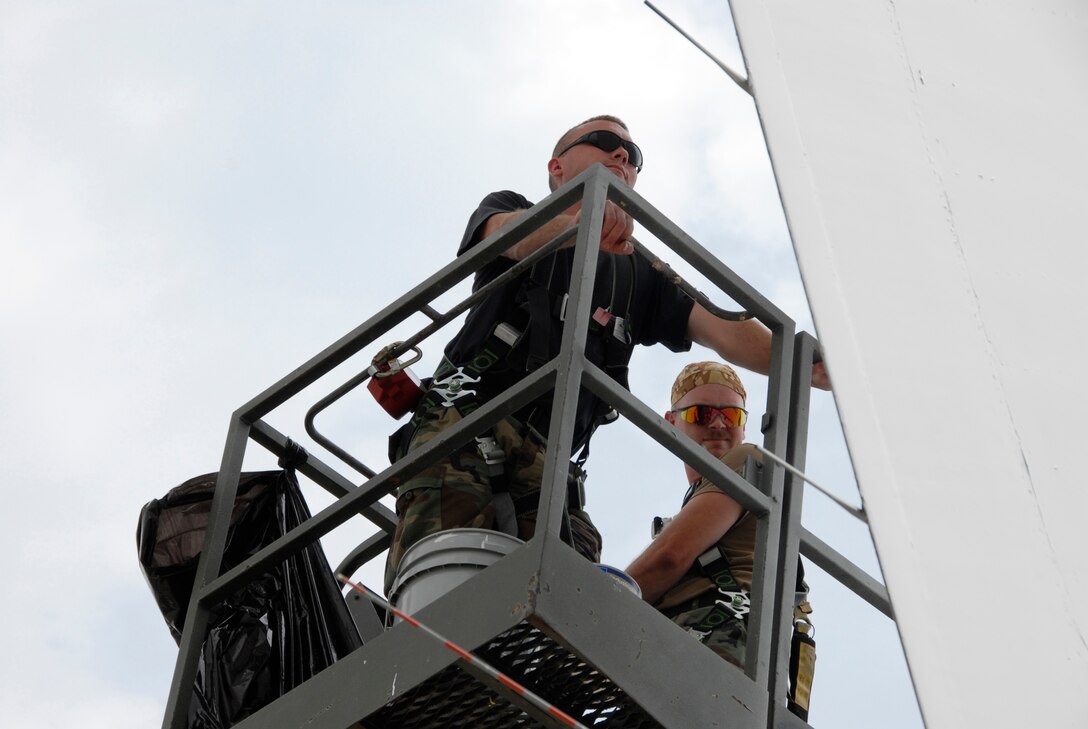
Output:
top-left (371, 342), bottom-right (423, 378)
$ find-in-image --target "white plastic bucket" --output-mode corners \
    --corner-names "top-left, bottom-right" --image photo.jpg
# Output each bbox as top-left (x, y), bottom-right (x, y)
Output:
top-left (388, 528), bottom-right (525, 616)
top-left (598, 563), bottom-right (642, 598)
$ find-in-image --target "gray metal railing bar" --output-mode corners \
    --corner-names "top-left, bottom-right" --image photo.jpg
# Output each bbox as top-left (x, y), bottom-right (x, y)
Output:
top-left (630, 236), bottom-right (752, 321)
top-left (751, 444), bottom-right (868, 523)
top-left (301, 225), bottom-right (578, 477)
top-left (198, 361), bottom-right (559, 606)
top-left (768, 331), bottom-right (815, 715)
top-left (580, 360), bottom-right (775, 515)
top-left (235, 172), bottom-right (593, 423)
top-left (301, 421), bottom-right (376, 480)
top-left (532, 173), bottom-right (612, 549)
top-left (248, 419), bottom-right (397, 532)
top-left (304, 166), bottom-right (791, 485)
top-left (799, 526), bottom-right (893, 619)
top-left (344, 581), bottom-right (387, 644)
top-left (335, 530), bottom-right (391, 580)
top-left (302, 229), bottom-right (767, 485)
top-left (607, 180), bottom-right (791, 325)
top-left (163, 415), bottom-right (251, 729)
top-left (363, 227), bottom-right (578, 364)
top-left (746, 330), bottom-right (793, 687)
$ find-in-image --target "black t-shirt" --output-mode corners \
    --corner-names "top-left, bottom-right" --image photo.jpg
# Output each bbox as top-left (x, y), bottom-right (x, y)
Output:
top-left (444, 190), bottom-right (694, 450)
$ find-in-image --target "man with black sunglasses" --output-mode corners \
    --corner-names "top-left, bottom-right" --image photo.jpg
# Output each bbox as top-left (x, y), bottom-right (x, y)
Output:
top-left (626, 361), bottom-right (814, 715)
top-left (384, 115), bottom-right (829, 597)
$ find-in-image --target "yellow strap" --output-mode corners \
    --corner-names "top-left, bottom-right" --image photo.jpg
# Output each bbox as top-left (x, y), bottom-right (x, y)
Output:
top-left (792, 638), bottom-right (816, 712)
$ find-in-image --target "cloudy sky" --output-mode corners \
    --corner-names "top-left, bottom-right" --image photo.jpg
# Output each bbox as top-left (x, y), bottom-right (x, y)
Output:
top-left (1, 2), bottom-right (921, 727)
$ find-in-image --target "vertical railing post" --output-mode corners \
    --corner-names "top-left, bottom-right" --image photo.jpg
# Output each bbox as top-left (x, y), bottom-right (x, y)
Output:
top-left (744, 322), bottom-right (795, 690)
top-left (160, 414), bottom-right (251, 729)
top-left (767, 332), bottom-right (817, 725)
top-left (532, 173), bottom-right (610, 552)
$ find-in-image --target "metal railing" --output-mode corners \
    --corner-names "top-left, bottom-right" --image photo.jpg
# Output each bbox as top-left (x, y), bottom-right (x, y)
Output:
top-left (161, 163), bottom-right (891, 729)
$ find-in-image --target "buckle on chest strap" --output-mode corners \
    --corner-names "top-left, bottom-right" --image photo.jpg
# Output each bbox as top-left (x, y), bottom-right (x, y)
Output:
top-left (716, 589), bottom-right (752, 619)
top-left (431, 367), bottom-right (481, 408)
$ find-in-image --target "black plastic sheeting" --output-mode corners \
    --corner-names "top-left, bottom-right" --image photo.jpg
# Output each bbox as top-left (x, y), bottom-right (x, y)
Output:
top-left (137, 464), bottom-right (361, 728)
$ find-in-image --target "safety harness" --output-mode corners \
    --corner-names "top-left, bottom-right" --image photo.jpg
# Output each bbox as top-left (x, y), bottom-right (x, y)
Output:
top-left (389, 251), bottom-right (636, 538)
top-left (666, 456), bottom-right (817, 721)
top-left (685, 541), bottom-right (815, 720)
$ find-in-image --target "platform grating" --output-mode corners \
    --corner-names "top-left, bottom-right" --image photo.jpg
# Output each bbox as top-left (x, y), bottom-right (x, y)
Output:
top-left (365, 622), bottom-right (664, 729)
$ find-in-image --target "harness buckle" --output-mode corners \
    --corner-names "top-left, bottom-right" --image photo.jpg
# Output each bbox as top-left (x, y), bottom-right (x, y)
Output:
top-left (474, 436), bottom-right (506, 467)
top-left (686, 627), bottom-right (712, 643)
top-left (611, 315), bottom-right (629, 343)
top-left (431, 367), bottom-right (481, 408)
top-left (715, 589), bottom-right (752, 619)
top-left (696, 547), bottom-right (720, 571)
top-left (493, 322), bottom-right (522, 348)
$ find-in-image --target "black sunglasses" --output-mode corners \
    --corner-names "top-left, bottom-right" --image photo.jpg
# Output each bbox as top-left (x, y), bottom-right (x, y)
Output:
top-left (556, 130), bottom-right (644, 173)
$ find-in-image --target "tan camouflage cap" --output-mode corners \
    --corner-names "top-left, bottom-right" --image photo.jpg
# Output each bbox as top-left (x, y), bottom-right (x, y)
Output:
top-left (670, 361), bottom-right (746, 405)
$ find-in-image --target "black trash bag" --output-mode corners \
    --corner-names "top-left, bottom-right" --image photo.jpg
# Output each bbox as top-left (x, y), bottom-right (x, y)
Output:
top-left (137, 466), bottom-right (361, 728)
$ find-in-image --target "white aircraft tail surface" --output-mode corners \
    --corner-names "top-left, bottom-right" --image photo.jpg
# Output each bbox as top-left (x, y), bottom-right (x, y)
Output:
top-left (729, 1), bottom-right (1088, 727)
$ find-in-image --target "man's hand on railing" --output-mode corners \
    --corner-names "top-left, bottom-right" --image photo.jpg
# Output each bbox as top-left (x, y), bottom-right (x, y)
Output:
top-left (811, 360), bottom-right (831, 391)
top-left (491, 200), bottom-right (634, 261)
top-left (578, 200), bottom-right (634, 256)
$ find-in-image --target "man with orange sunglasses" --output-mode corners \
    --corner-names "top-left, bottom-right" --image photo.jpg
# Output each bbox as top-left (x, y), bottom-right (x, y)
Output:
top-left (627, 361), bottom-right (814, 692)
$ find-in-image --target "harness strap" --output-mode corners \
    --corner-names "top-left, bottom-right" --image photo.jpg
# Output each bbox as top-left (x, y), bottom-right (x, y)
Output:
top-left (510, 463), bottom-right (586, 514)
top-left (788, 614), bottom-right (816, 720)
top-left (524, 282), bottom-right (554, 372)
top-left (573, 253), bottom-right (636, 464)
top-left (685, 455), bottom-right (816, 717)
top-left (408, 323), bottom-right (519, 430)
top-left (392, 251), bottom-right (636, 494)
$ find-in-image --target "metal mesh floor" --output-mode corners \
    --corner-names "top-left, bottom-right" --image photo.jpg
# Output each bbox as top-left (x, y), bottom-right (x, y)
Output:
top-left (365, 622), bottom-right (664, 729)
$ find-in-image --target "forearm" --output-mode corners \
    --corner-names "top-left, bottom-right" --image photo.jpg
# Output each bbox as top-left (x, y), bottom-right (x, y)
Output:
top-left (628, 490), bottom-right (745, 604)
top-left (719, 319), bottom-right (774, 375)
top-left (626, 542), bottom-right (691, 605)
top-left (487, 209), bottom-right (578, 261)
top-left (488, 199), bottom-right (635, 261)
top-left (689, 304), bottom-right (774, 376)
top-left (687, 303), bottom-right (831, 389)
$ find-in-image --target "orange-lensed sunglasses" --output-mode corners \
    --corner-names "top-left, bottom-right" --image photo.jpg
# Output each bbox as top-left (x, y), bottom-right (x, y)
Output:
top-left (670, 404), bottom-right (748, 428)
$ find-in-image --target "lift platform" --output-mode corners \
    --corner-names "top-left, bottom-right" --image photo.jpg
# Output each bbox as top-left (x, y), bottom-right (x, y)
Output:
top-left (157, 164), bottom-right (890, 729)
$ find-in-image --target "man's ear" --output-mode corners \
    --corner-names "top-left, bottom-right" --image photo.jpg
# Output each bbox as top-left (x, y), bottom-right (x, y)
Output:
top-left (547, 157), bottom-right (563, 184)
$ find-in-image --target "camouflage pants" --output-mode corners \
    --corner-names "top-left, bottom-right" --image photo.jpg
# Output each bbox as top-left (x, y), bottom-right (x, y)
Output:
top-left (665, 590), bottom-right (749, 668)
top-left (383, 407), bottom-right (602, 594)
